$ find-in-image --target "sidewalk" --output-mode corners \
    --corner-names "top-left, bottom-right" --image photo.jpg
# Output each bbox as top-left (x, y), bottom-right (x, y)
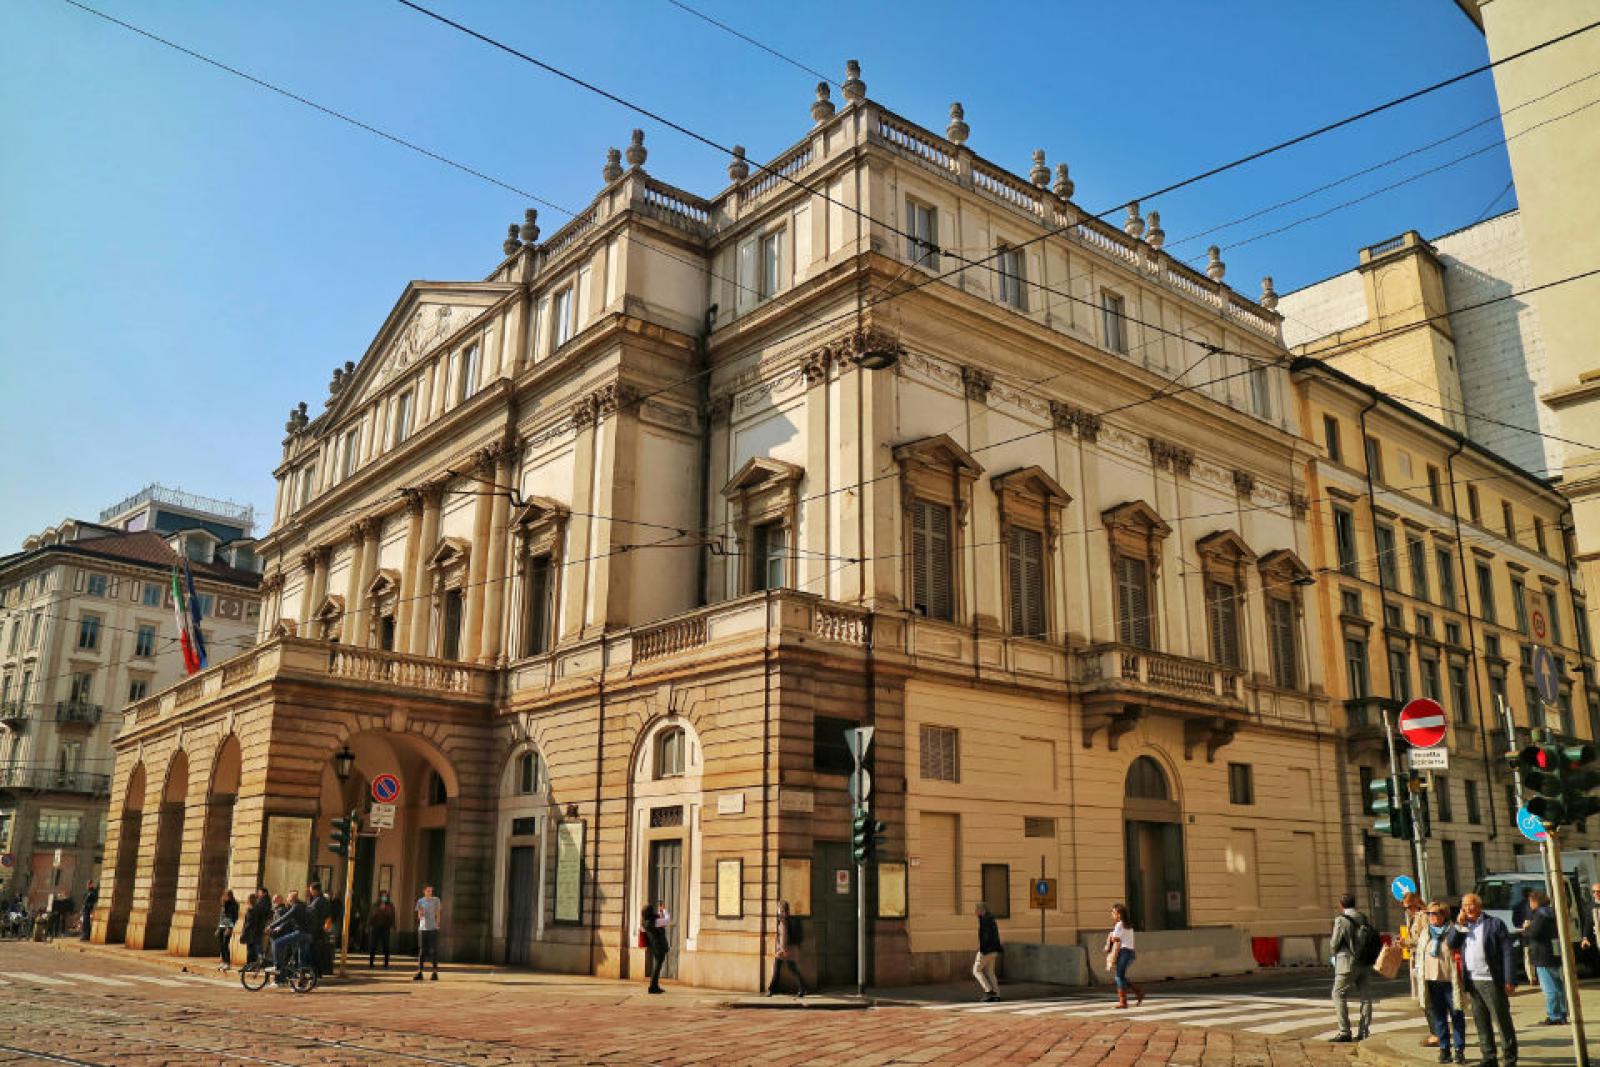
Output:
top-left (1360, 982), bottom-right (1600, 1066)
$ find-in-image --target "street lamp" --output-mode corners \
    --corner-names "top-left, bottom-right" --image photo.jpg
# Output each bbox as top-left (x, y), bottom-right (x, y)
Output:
top-left (332, 744), bottom-right (355, 783)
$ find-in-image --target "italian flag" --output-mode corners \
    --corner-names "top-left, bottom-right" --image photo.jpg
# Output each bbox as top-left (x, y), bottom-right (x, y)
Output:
top-left (171, 568), bottom-right (199, 675)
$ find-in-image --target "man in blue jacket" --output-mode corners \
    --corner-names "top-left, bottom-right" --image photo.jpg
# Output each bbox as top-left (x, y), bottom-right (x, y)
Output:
top-left (1447, 892), bottom-right (1518, 1067)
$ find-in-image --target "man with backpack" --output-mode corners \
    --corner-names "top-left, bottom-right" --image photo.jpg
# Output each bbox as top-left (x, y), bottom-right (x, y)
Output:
top-left (1329, 893), bottom-right (1379, 1043)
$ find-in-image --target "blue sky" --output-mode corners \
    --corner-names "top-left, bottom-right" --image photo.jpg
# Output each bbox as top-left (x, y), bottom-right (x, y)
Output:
top-left (0, 0), bottom-right (1505, 548)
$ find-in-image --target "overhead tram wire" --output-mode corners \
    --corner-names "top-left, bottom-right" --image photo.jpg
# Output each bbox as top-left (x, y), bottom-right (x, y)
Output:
top-left (662, 0), bottom-right (836, 86)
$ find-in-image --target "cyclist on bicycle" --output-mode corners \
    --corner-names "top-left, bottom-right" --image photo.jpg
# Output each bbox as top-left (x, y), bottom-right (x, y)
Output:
top-left (268, 892), bottom-right (311, 986)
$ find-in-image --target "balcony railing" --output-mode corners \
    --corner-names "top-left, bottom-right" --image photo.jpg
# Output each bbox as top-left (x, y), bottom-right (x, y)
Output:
top-left (0, 764), bottom-right (111, 795)
top-left (0, 700), bottom-right (26, 727)
top-left (53, 701), bottom-right (102, 726)
top-left (1075, 643), bottom-right (1245, 704)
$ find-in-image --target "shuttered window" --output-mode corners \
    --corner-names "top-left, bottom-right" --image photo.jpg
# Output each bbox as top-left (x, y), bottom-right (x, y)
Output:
top-left (919, 725), bottom-right (959, 782)
top-left (1267, 596), bottom-right (1298, 688)
top-left (1115, 556), bottom-right (1152, 649)
top-left (1206, 581), bottom-right (1240, 667)
top-left (911, 500), bottom-right (954, 621)
top-left (1008, 526), bottom-right (1046, 638)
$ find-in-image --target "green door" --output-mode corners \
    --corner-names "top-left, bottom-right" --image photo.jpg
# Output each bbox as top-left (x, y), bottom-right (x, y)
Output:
top-left (809, 842), bottom-right (858, 989)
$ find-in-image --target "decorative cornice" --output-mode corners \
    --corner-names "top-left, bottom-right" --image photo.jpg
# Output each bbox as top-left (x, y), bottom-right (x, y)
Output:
top-left (1049, 401), bottom-right (1102, 442)
top-left (961, 366), bottom-right (994, 404)
top-left (1232, 470), bottom-right (1256, 497)
top-left (802, 347), bottom-right (833, 384)
top-left (1148, 437), bottom-right (1195, 477)
top-left (703, 393), bottom-right (733, 425)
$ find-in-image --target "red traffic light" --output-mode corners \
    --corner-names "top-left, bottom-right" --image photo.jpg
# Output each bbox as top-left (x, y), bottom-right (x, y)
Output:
top-left (1537, 749), bottom-right (1557, 770)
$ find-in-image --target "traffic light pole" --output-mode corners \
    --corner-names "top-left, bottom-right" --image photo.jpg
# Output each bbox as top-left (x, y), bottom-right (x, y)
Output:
top-left (1383, 709), bottom-right (1429, 902)
top-left (855, 797), bottom-right (867, 999)
top-left (337, 807), bottom-right (357, 978)
top-left (1544, 827), bottom-right (1590, 1067)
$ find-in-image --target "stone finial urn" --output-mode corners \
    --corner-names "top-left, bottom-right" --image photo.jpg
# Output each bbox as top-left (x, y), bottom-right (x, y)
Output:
top-left (1206, 246), bottom-right (1227, 283)
top-left (811, 82), bottom-right (835, 124)
top-left (842, 60), bottom-right (866, 102)
top-left (1260, 276), bottom-right (1278, 310)
top-left (946, 103), bottom-right (969, 145)
top-left (1030, 150), bottom-right (1049, 187)
top-left (520, 208), bottom-right (540, 244)
top-left (728, 145), bottom-right (749, 183)
top-left (1145, 211), bottom-right (1165, 251)
top-left (503, 223), bottom-right (521, 256)
top-left (602, 148), bottom-right (623, 182)
top-left (1124, 201), bottom-right (1145, 239)
top-left (1053, 163), bottom-right (1074, 199)
top-left (625, 128), bottom-right (647, 169)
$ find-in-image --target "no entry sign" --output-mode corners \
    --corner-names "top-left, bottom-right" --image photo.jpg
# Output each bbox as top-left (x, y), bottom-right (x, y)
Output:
top-left (1399, 698), bottom-right (1447, 749)
top-left (371, 773), bottom-right (401, 804)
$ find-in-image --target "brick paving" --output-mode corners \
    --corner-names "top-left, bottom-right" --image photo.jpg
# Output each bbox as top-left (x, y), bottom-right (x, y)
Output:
top-left (0, 943), bottom-right (1366, 1066)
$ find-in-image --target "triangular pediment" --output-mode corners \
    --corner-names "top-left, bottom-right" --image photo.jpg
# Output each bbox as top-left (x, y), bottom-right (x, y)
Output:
top-left (366, 568), bottom-right (401, 600)
top-left (314, 594), bottom-right (346, 621)
top-left (1101, 499), bottom-right (1171, 538)
top-left (1259, 548), bottom-right (1313, 584)
top-left (513, 496), bottom-right (571, 528)
top-left (1195, 529), bottom-right (1256, 564)
top-left (427, 536), bottom-right (471, 571)
top-left (991, 465), bottom-right (1071, 507)
top-left (723, 457), bottom-right (804, 498)
top-left (891, 433), bottom-right (983, 476)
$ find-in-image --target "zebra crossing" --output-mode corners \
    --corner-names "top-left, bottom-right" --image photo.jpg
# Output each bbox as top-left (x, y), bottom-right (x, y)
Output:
top-left (0, 970), bottom-right (236, 990)
top-left (922, 988), bottom-right (1426, 1041)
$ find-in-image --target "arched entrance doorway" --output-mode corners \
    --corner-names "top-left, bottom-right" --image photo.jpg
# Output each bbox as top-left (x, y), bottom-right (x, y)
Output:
top-left (145, 751), bottom-right (189, 950)
top-left (494, 743), bottom-right (551, 967)
top-left (629, 717), bottom-right (705, 983)
top-left (194, 736), bottom-right (241, 958)
top-left (1122, 755), bottom-right (1187, 932)
top-left (105, 762), bottom-right (145, 943)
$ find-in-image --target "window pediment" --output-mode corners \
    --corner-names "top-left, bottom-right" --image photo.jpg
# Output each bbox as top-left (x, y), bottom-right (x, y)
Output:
top-left (1195, 529), bottom-right (1256, 566)
top-left (366, 568), bottom-right (402, 600)
top-left (1102, 500), bottom-right (1171, 542)
top-left (514, 497), bottom-right (571, 558)
top-left (1258, 548), bottom-right (1312, 585)
top-left (722, 457), bottom-right (803, 499)
top-left (314, 594), bottom-right (346, 622)
top-left (991, 466), bottom-right (1071, 509)
top-left (892, 434), bottom-right (983, 479)
top-left (427, 537), bottom-right (471, 572)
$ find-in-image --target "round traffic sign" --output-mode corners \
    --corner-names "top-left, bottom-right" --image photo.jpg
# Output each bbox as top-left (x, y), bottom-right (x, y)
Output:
top-left (1399, 698), bottom-right (1448, 749)
top-left (1532, 646), bottom-right (1560, 706)
top-left (1036, 879), bottom-right (1050, 896)
top-left (1517, 806), bottom-right (1549, 843)
top-left (1391, 875), bottom-right (1416, 903)
top-left (1531, 609), bottom-right (1547, 641)
top-left (371, 773), bottom-right (401, 804)
top-left (0, 853), bottom-right (12, 869)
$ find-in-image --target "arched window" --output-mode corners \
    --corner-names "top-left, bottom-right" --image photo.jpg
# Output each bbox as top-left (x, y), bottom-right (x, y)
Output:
top-left (1125, 756), bottom-right (1169, 801)
top-left (516, 751), bottom-right (543, 795)
top-left (655, 728), bottom-right (686, 779)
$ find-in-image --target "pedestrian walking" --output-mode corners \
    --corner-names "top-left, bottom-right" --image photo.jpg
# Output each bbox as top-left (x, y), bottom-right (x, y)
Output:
top-left (413, 885), bottom-right (442, 981)
top-left (640, 902), bottom-right (669, 994)
top-left (1420, 901), bottom-right (1468, 1065)
top-left (1446, 892), bottom-right (1517, 1067)
top-left (1329, 893), bottom-right (1379, 1043)
top-left (1523, 889), bottom-right (1568, 1025)
top-left (971, 902), bottom-right (1003, 1003)
top-left (243, 887), bottom-right (272, 965)
top-left (1401, 892), bottom-right (1441, 1048)
top-left (216, 889), bottom-right (239, 971)
top-left (764, 900), bottom-right (807, 998)
top-left (1104, 903), bottom-right (1143, 1008)
top-left (307, 881), bottom-right (332, 977)
top-left (79, 882), bottom-right (97, 941)
top-left (368, 891), bottom-right (395, 968)
top-left (1511, 886), bottom-right (1534, 984)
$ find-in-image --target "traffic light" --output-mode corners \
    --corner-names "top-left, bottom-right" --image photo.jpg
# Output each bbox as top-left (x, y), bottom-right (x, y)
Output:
top-left (1519, 742), bottom-right (1600, 827)
top-left (328, 813), bottom-right (358, 857)
top-left (1368, 774), bottom-right (1412, 840)
top-left (1406, 771), bottom-right (1432, 841)
top-left (851, 808), bottom-right (887, 864)
top-left (1563, 744), bottom-right (1600, 823)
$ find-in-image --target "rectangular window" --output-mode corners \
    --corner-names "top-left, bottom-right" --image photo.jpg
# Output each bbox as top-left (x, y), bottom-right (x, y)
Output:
top-left (457, 342), bottom-right (480, 404)
top-left (128, 678), bottom-right (148, 702)
top-left (910, 500), bottom-right (954, 621)
top-left (1364, 833), bottom-right (1383, 867)
top-left (1340, 589), bottom-right (1362, 617)
top-left (1465, 779), bottom-right (1481, 825)
top-left (753, 521), bottom-right (787, 592)
top-left (1415, 612), bottom-right (1434, 638)
top-left (342, 428), bottom-right (360, 479)
top-left (1334, 507), bottom-right (1358, 576)
top-left (1445, 620), bottom-right (1462, 645)
top-left (68, 672), bottom-right (92, 705)
top-left (1544, 590), bottom-right (1563, 646)
top-left (524, 554), bottom-right (553, 656)
top-left (1250, 366), bottom-right (1271, 419)
top-left (906, 199), bottom-right (938, 269)
top-left (86, 574), bottom-right (107, 597)
top-left (135, 625), bottom-right (156, 659)
top-left (1375, 525), bottom-right (1399, 589)
top-left (1442, 839), bottom-right (1459, 897)
top-left (1323, 415), bottom-right (1343, 463)
top-left (813, 716), bottom-right (858, 776)
top-left (1421, 655), bottom-right (1442, 702)
top-left (1100, 290), bottom-right (1129, 354)
top-left (1365, 436), bottom-right (1384, 482)
top-left (1115, 555), bottom-right (1153, 649)
top-left (758, 230), bottom-right (783, 300)
top-left (1228, 762), bottom-right (1255, 805)
top-left (980, 864), bottom-right (1010, 919)
top-left (297, 466), bottom-right (314, 508)
top-left (1207, 581), bottom-right (1241, 668)
top-left (1345, 637), bottom-right (1370, 699)
top-left (1408, 536), bottom-right (1429, 601)
top-left (1435, 777), bottom-right (1453, 822)
top-left (1267, 596), bottom-right (1298, 689)
top-left (26, 613), bottom-right (39, 649)
top-left (1449, 662), bottom-right (1471, 724)
top-left (19, 670), bottom-right (31, 702)
top-left (440, 589), bottom-right (464, 661)
top-left (1476, 562), bottom-right (1497, 624)
top-left (1384, 603), bottom-right (1404, 630)
top-left (1511, 577), bottom-right (1529, 635)
top-left (920, 725), bottom-right (960, 782)
top-left (1023, 817), bottom-right (1056, 838)
top-left (1427, 465), bottom-right (1442, 508)
top-left (996, 244), bottom-right (1026, 310)
top-left (1468, 485), bottom-right (1481, 523)
top-left (76, 615), bottom-right (101, 652)
top-left (1007, 526), bottom-right (1046, 638)
top-left (4, 622), bottom-right (16, 655)
top-left (1471, 841), bottom-right (1486, 884)
top-left (553, 286), bottom-right (575, 347)
top-left (1534, 517), bottom-right (1547, 555)
top-left (142, 583), bottom-right (162, 608)
top-left (1388, 647), bottom-right (1412, 702)
top-left (1502, 500), bottom-right (1516, 540)
top-left (33, 813), bottom-right (82, 848)
top-left (379, 615), bottom-right (396, 652)
top-left (392, 391), bottom-right (414, 447)
top-left (1437, 548), bottom-right (1456, 608)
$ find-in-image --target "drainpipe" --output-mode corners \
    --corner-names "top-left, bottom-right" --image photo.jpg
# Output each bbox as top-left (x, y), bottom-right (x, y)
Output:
top-left (589, 632), bottom-right (607, 976)
top-left (695, 305), bottom-right (719, 608)
top-left (758, 591), bottom-right (773, 990)
top-left (1446, 438), bottom-right (1501, 842)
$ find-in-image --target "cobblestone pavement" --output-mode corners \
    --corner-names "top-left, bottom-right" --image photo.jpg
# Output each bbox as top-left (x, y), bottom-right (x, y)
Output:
top-left (0, 942), bottom-right (1368, 1066)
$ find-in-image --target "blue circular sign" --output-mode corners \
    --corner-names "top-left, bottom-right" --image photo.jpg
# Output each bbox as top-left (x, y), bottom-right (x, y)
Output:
top-left (1391, 875), bottom-right (1417, 902)
top-left (1532, 646), bottom-right (1560, 706)
top-left (1036, 879), bottom-right (1050, 895)
top-left (371, 773), bottom-right (400, 804)
top-left (1517, 805), bottom-right (1549, 843)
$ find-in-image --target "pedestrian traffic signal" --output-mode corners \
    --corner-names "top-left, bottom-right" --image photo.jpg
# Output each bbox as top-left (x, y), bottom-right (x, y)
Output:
top-left (1406, 771), bottom-right (1432, 840)
top-left (851, 809), bottom-right (887, 864)
top-left (1368, 774), bottom-right (1412, 840)
top-left (328, 813), bottom-right (358, 857)
top-left (1518, 742), bottom-right (1600, 827)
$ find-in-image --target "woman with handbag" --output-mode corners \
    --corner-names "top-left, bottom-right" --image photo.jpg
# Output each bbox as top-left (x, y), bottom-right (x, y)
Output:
top-left (639, 903), bottom-right (669, 994)
top-left (1104, 903), bottom-right (1143, 1008)
top-left (215, 889), bottom-right (239, 972)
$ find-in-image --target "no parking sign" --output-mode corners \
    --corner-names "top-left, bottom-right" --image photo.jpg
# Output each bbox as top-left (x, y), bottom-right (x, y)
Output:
top-left (371, 773), bottom-right (401, 804)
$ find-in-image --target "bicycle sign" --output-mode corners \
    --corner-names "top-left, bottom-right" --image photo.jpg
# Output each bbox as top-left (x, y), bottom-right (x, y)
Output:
top-left (371, 773), bottom-right (401, 804)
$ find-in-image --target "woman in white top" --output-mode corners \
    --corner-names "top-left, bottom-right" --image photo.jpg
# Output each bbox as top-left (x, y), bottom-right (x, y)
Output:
top-left (1105, 903), bottom-right (1144, 1008)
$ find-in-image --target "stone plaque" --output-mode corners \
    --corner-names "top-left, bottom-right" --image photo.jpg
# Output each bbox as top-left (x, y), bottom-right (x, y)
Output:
top-left (778, 789), bottom-right (814, 813)
top-left (554, 820), bottom-right (585, 923)
top-left (263, 815), bottom-right (312, 899)
top-left (717, 792), bottom-right (746, 815)
top-left (716, 858), bottom-right (742, 919)
top-left (779, 857), bottom-right (811, 916)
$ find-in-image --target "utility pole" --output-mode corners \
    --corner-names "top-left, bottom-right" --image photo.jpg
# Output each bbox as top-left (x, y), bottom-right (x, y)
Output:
top-left (1545, 826), bottom-right (1590, 1067)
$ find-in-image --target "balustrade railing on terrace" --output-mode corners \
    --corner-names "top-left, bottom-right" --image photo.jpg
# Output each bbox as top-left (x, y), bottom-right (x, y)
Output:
top-left (737, 141), bottom-right (817, 207)
top-left (1075, 643), bottom-right (1244, 702)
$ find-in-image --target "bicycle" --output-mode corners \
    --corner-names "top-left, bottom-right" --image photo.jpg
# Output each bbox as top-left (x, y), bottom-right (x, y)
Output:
top-left (240, 936), bottom-right (318, 994)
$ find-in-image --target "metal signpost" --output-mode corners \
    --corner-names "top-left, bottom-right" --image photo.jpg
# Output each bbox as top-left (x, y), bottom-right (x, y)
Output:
top-left (1384, 704), bottom-right (1431, 902)
top-left (1030, 858), bottom-right (1056, 946)
top-left (1530, 646), bottom-right (1586, 1066)
top-left (844, 726), bottom-right (874, 997)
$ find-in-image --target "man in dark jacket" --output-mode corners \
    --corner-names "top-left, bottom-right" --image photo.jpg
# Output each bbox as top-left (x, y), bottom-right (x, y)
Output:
top-left (973, 902), bottom-right (1003, 1003)
top-left (1524, 890), bottom-right (1568, 1025)
top-left (243, 887), bottom-right (272, 964)
top-left (79, 883), bottom-right (97, 941)
top-left (306, 882), bottom-right (332, 976)
top-left (1447, 892), bottom-right (1518, 1067)
top-left (1329, 894), bottom-right (1375, 1042)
